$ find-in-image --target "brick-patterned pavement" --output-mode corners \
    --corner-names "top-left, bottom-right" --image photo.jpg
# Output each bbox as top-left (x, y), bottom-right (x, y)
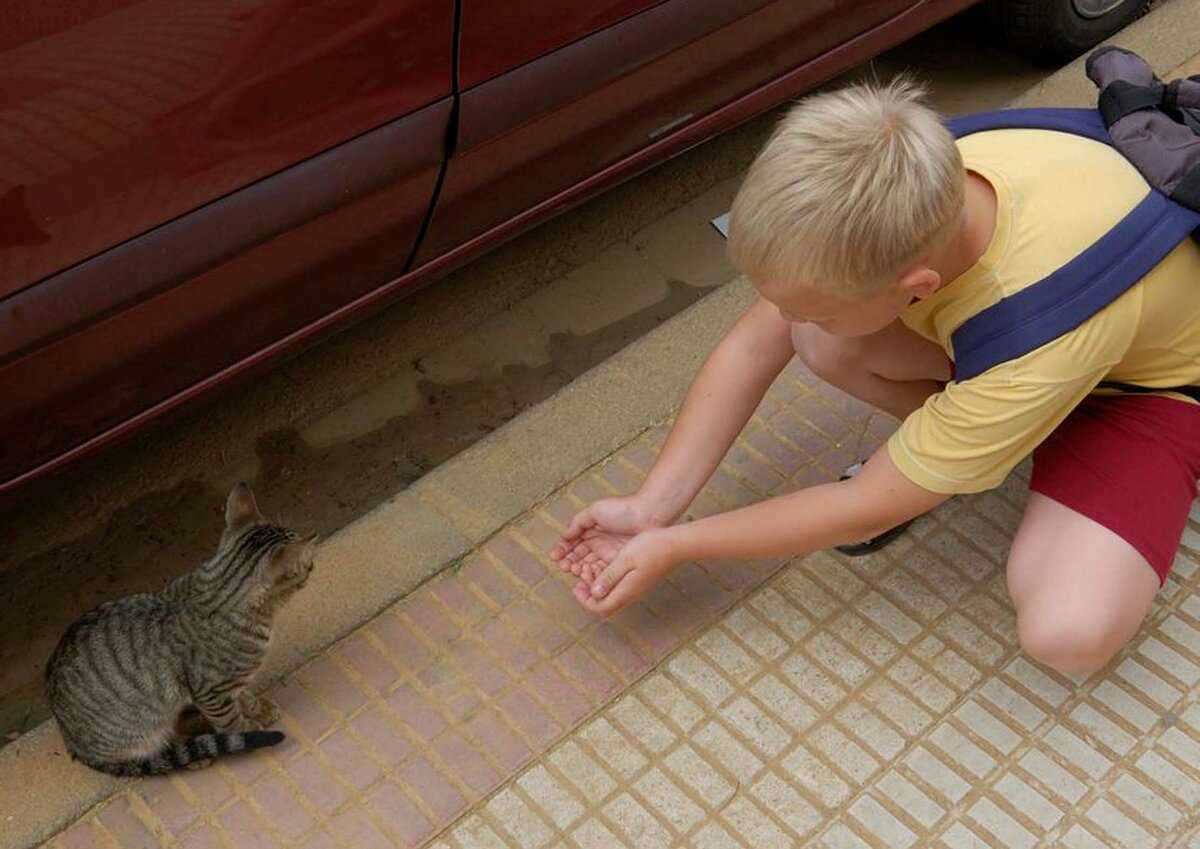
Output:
top-left (40, 361), bottom-right (1200, 848)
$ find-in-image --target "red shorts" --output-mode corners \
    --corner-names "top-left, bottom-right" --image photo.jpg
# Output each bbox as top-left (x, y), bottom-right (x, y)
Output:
top-left (1030, 394), bottom-right (1200, 584)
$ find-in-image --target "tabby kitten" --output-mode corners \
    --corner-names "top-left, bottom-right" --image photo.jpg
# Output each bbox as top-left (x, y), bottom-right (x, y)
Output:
top-left (45, 483), bottom-right (317, 776)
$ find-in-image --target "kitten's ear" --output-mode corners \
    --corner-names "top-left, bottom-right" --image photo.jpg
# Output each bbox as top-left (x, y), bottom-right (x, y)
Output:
top-left (268, 534), bottom-right (318, 580)
top-left (225, 482), bottom-right (262, 528)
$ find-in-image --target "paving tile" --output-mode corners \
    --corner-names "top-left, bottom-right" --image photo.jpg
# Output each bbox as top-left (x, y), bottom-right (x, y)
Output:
top-left (368, 610), bottom-right (435, 672)
top-left (334, 631), bottom-right (402, 694)
top-left (751, 771), bottom-right (822, 837)
top-left (349, 703), bottom-right (415, 766)
top-left (694, 720), bottom-right (764, 783)
top-left (283, 749), bottom-right (352, 815)
top-left (272, 678), bottom-right (337, 743)
top-left (837, 702), bottom-right (904, 760)
top-left (1135, 750), bottom-right (1200, 807)
top-left (604, 793), bottom-right (673, 849)
top-left (1085, 798), bottom-right (1155, 848)
top-left (485, 534), bottom-right (549, 588)
top-left (479, 616), bottom-right (541, 673)
top-left (992, 772), bottom-right (1062, 830)
top-left (610, 694), bottom-right (675, 753)
top-left (849, 795), bottom-right (917, 849)
top-left (137, 777), bottom-right (200, 836)
top-left (177, 762), bottom-right (236, 810)
top-left (523, 660), bottom-right (593, 726)
top-left (178, 823), bottom-right (225, 849)
top-left (465, 707), bottom-right (531, 773)
top-left (781, 744), bottom-right (850, 809)
top-left (904, 745), bottom-right (971, 804)
top-left (635, 767), bottom-right (706, 834)
top-left (96, 796), bottom-right (158, 849)
top-left (327, 803), bottom-right (396, 849)
top-left (664, 743), bottom-right (736, 808)
top-left (875, 770), bottom-right (945, 829)
top-left (433, 727), bottom-right (503, 796)
top-left (720, 696), bottom-right (790, 758)
top-left (249, 772), bottom-right (318, 842)
top-left (811, 725), bottom-right (879, 786)
top-left (496, 685), bottom-right (563, 749)
top-left (518, 764), bottom-right (585, 830)
top-left (487, 787), bottom-right (556, 848)
top-left (571, 817), bottom-right (623, 849)
top-left (967, 798), bottom-right (1037, 849)
top-left (556, 643), bottom-right (622, 705)
top-left (398, 755), bottom-right (468, 825)
top-left (1111, 773), bottom-right (1182, 831)
top-left (1017, 748), bottom-right (1087, 805)
top-left (316, 726), bottom-right (384, 790)
top-left (216, 798), bottom-right (281, 849)
top-left (387, 683), bottom-right (449, 741)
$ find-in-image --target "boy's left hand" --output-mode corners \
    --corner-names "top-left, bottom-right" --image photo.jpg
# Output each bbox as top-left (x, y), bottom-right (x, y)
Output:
top-left (571, 529), bottom-right (677, 616)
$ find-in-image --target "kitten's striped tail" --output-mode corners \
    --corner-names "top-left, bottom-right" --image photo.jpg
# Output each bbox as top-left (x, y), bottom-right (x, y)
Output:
top-left (86, 731), bottom-right (284, 776)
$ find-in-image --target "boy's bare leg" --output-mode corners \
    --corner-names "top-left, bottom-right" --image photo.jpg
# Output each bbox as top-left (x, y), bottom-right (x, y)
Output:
top-left (793, 319), bottom-right (952, 420)
top-left (1006, 493), bottom-right (1157, 678)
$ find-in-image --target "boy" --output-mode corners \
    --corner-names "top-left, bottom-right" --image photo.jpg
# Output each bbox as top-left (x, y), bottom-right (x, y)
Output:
top-left (550, 79), bottom-right (1200, 679)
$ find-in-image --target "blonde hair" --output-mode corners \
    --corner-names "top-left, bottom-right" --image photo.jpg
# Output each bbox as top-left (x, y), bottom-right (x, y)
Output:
top-left (728, 77), bottom-right (964, 298)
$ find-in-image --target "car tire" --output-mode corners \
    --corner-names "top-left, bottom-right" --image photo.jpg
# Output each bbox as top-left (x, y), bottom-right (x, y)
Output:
top-left (983, 0), bottom-right (1151, 64)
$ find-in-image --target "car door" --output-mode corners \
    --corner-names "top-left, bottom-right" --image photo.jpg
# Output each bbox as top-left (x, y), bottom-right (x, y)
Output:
top-left (414, 0), bottom-right (918, 265)
top-left (0, 0), bottom-right (453, 490)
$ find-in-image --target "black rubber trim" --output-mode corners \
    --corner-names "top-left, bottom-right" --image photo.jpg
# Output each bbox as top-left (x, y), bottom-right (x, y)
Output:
top-left (1098, 80), bottom-right (1163, 128)
top-left (1099, 380), bottom-right (1200, 403)
top-left (404, 0), bottom-right (462, 272)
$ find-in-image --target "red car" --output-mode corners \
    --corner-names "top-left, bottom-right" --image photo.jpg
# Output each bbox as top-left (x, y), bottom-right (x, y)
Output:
top-left (0, 0), bottom-right (1144, 496)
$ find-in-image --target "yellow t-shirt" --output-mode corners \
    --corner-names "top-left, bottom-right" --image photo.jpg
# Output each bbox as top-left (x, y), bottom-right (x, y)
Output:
top-left (888, 128), bottom-right (1200, 494)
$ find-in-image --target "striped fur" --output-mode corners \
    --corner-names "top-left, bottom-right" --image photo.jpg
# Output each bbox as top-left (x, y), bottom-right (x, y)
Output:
top-left (45, 484), bottom-right (316, 775)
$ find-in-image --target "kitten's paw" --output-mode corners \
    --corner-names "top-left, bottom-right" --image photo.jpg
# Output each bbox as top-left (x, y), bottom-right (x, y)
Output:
top-left (185, 758), bottom-right (215, 771)
top-left (253, 697), bottom-right (281, 727)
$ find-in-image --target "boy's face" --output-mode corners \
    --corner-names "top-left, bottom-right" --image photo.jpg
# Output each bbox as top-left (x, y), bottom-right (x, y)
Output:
top-left (756, 277), bottom-right (915, 338)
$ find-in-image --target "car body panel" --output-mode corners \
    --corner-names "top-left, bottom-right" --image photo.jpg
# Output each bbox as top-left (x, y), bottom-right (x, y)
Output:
top-left (0, 97), bottom-right (450, 489)
top-left (459, 0), bottom-right (668, 88)
top-left (0, 0), bottom-right (453, 299)
top-left (0, 0), bottom-right (981, 497)
top-left (418, 0), bottom-right (922, 264)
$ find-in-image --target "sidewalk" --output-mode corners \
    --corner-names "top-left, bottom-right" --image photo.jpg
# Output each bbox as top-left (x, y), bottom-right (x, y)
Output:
top-left (37, 359), bottom-right (1200, 849)
top-left (12, 3), bottom-right (1200, 848)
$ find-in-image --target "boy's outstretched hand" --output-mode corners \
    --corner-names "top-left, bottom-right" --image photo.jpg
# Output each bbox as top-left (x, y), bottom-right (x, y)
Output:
top-left (550, 495), bottom-right (676, 615)
top-left (568, 530), bottom-right (676, 615)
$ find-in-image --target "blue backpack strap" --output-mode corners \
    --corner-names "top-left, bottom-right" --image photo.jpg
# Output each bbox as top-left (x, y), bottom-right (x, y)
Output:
top-left (951, 194), bottom-right (1200, 381)
top-left (945, 107), bottom-right (1200, 381)
top-left (947, 107), bottom-right (1110, 144)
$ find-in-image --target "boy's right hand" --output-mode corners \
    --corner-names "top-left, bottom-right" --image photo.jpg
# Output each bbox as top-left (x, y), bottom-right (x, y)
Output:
top-left (549, 495), bottom-right (668, 582)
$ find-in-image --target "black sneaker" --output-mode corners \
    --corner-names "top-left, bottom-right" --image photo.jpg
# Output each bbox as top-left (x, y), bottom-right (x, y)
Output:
top-left (833, 462), bottom-right (913, 556)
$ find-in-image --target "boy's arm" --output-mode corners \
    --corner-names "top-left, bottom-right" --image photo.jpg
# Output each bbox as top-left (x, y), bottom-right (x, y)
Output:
top-left (576, 447), bottom-right (947, 614)
top-left (553, 297), bottom-right (795, 557)
top-left (629, 297), bottom-right (796, 522)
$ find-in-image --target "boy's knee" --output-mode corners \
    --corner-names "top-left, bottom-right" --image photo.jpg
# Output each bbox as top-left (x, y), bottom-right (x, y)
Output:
top-left (1016, 604), bottom-right (1123, 678)
top-left (795, 327), bottom-right (867, 383)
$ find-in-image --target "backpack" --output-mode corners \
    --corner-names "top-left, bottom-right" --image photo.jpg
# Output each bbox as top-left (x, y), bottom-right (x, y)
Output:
top-left (946, 46), bottom-right (1200, 400)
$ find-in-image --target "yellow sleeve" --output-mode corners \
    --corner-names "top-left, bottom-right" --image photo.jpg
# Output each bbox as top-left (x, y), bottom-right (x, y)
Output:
top-left (887, 368), bottom-right (1096, 494)
top-left (886, 322), bottom-right (1128, 494)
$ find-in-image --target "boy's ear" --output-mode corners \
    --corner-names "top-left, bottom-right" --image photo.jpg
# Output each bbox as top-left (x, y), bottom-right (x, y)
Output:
top-left (897, 266), bottom-right (941, 301)
top-left (225, 482), bottom-right (262, 528)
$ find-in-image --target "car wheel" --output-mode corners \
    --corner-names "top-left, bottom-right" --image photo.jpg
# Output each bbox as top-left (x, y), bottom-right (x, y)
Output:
top-left (983, 0), bottom-right (1151, 64)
